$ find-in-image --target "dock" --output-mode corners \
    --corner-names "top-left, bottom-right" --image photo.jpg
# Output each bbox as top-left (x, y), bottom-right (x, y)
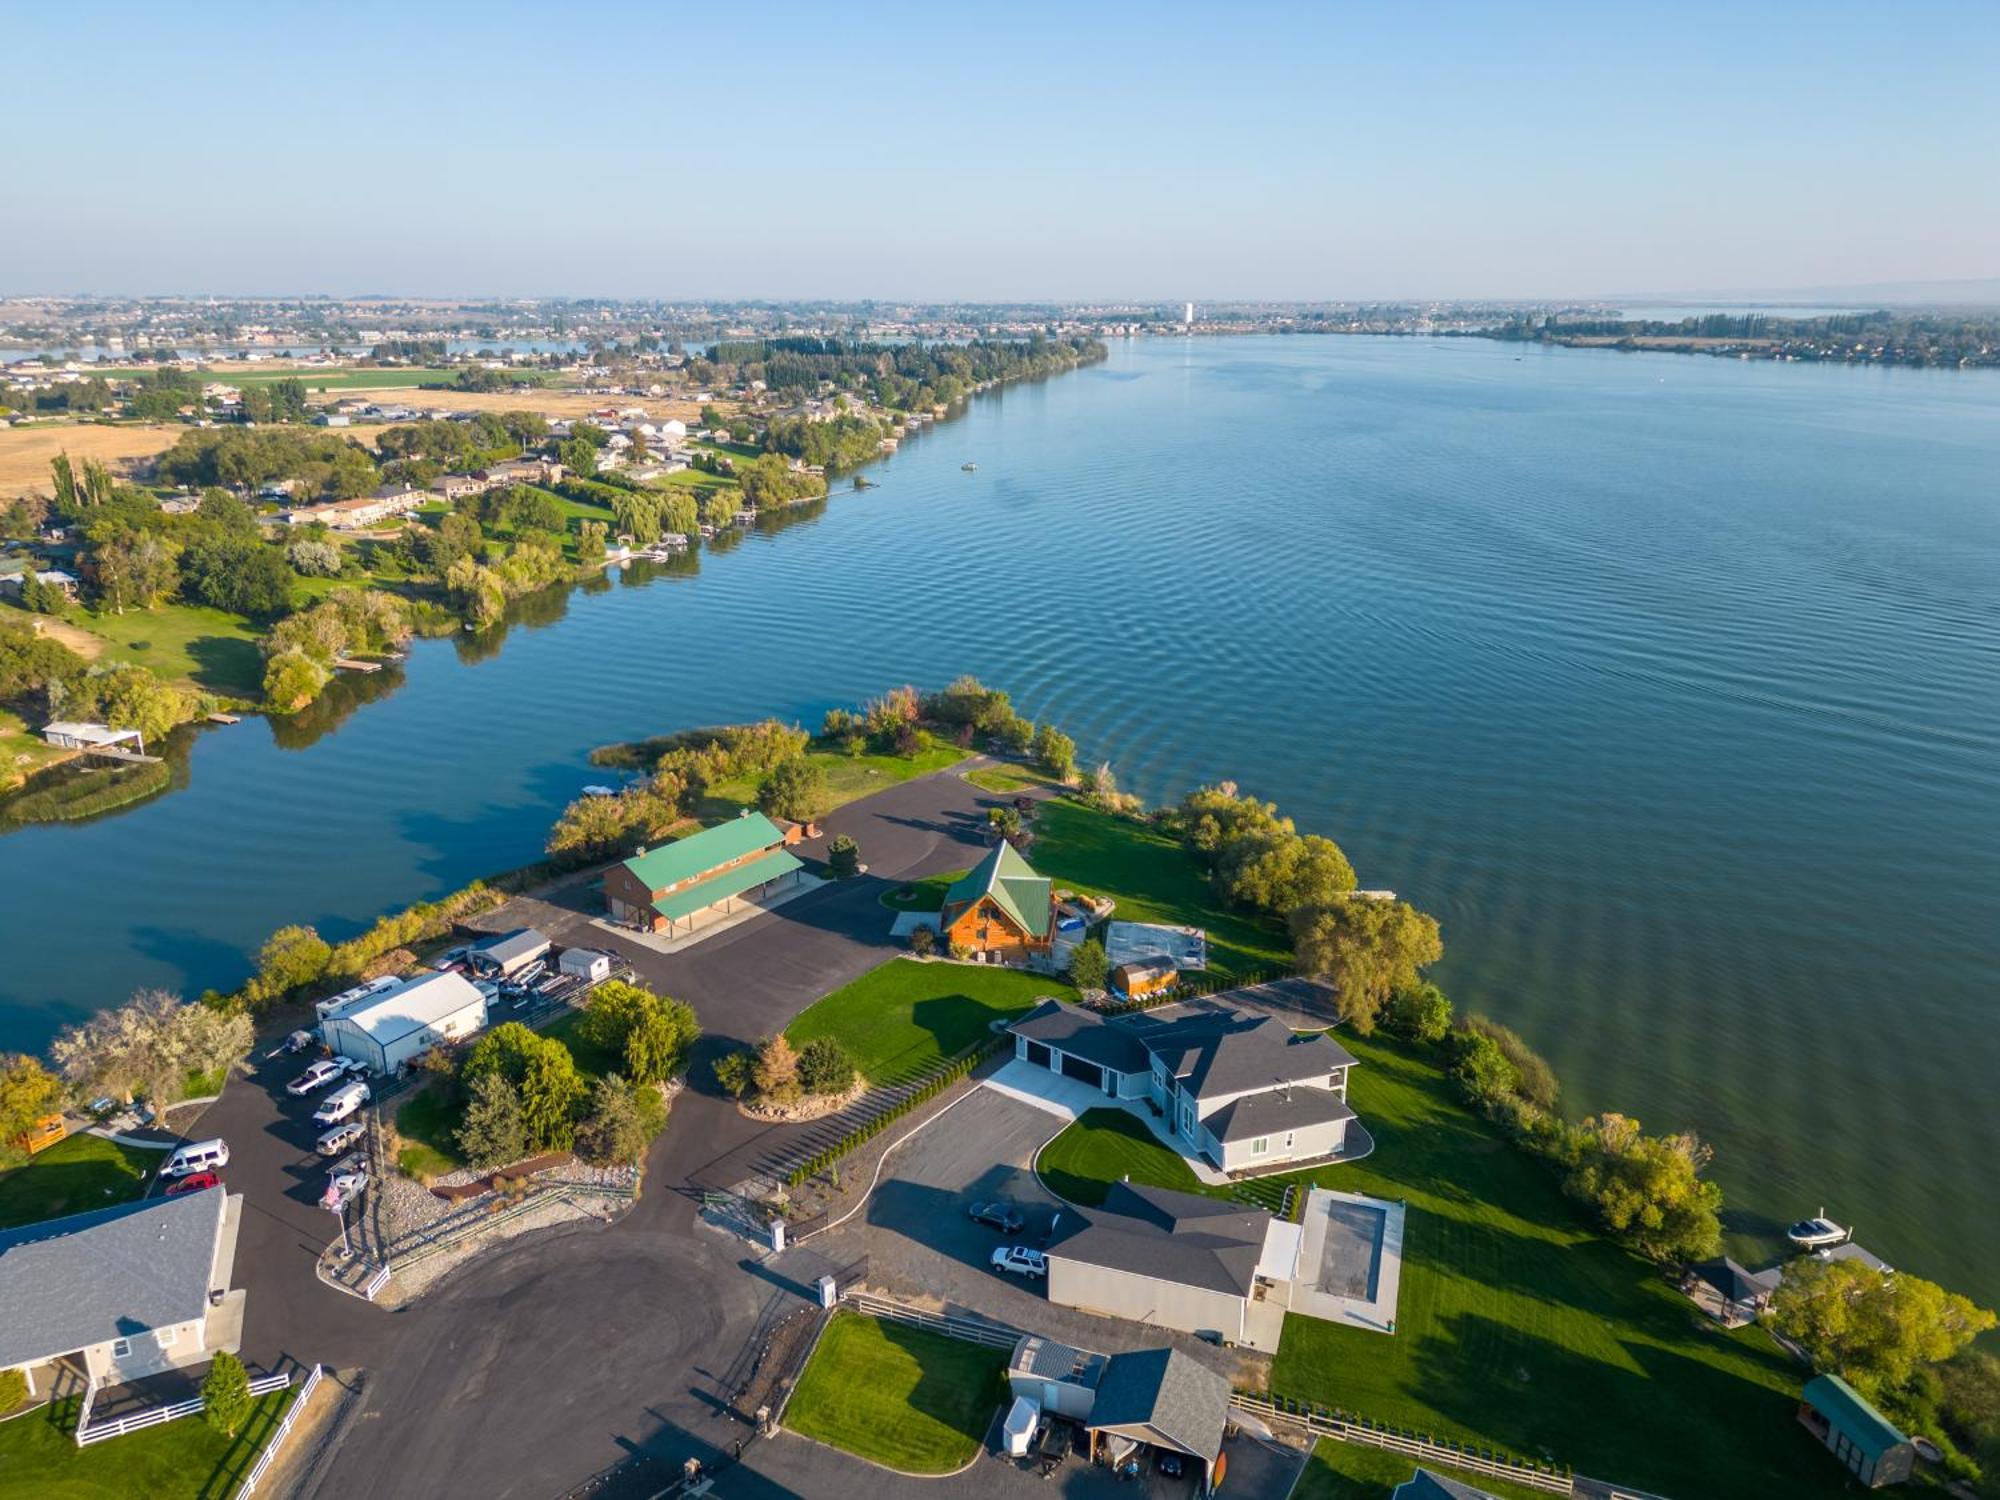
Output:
top-left (207, 712), bottom-right (242, 725)
top-left (332, 658), bottom-right (383, 673)
top-left (79, 744), bottom-right (162, 765)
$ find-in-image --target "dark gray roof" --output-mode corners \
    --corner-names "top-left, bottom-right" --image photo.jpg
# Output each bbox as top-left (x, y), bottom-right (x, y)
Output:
top-left (1690, 1256), bottom-right (1777, 1303)
top-left (1046, 1181), bottom-right (1271, 1296)
top-left (1009, 1334), bottom-right (1106, 1389)
top-left (1204, 1085), bottom-right (1355, 1144)
top-left (1393, 1472), bottom-right (1504, 1500)
top-left (0, 1191), bottom-right (227, 1369)
top-left (1009, 1001), bottom-right (1151, 1076)
top-left (1122, 1004), bottom-right (1356, 1101)
top-left (1087, 1346), bottom-right (1230, 1462)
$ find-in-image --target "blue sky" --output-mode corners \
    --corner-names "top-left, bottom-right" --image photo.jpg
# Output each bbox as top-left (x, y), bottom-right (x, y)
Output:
top-left (7, 0), bottom-right (1996, 300)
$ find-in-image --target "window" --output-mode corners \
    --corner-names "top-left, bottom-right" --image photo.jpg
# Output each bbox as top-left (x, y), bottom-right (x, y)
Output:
top-left (156, 1326), bottom-right (177, 1349)
top-left (111, 1338), bottom-right (131, 1359)
top-left (1250, 1136), bottom-right (1269, 1155)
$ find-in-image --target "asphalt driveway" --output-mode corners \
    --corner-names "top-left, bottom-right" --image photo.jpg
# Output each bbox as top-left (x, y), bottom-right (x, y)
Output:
top-left (191, 763), bottom-right (1071, 1497)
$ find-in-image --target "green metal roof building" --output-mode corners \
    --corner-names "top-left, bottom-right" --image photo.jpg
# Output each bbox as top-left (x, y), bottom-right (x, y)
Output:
top-left (940, 840), bottom-right (1054, 955)
top-left (1799, 1373), bottom-right (1916, 1488)
top-left (604, 811), bottom-right (806, 937)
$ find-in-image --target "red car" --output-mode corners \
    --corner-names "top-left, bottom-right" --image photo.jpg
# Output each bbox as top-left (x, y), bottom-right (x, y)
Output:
top-left (165, 1172), bottom-right (220, 1196)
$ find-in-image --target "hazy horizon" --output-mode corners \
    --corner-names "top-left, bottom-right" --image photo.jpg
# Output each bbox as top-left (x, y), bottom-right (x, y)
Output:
top-left (8, 1), bottom-right (1996, 302)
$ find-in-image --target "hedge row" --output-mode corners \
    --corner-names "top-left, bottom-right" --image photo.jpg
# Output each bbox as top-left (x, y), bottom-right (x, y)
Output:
top-left (786, 1035), bottom-right (1006, 1189)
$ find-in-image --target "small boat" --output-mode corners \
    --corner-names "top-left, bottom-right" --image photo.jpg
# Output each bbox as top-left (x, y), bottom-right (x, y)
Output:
top-left (1786, 1208), bottom-right (1848, 1249)
top-left (961, 462), bottom-right (977, 471)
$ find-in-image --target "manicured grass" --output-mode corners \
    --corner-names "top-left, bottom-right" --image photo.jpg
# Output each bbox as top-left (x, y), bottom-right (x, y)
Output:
top-left (962, 763), bottom-right (1058, 795)
top-left (697, 735), bottom-right (966, 823)
top-left (1259, 1033), bottom-right (1852, 1500)
top-left (1293, 1440), bottom-right (1560, 1500)
top-left (0, 1132), bottom-right (155, 1230)
top-left (1023, 797), bottom-right (1291, 982)
top-left (880, 871), bottom-right (957, 913)
top-left (75, 602), bottom-right (264, 697)
top-left (785, 958), bottom-right (1072, 1085)
top-left (393, 1082), bottom-right (465, 1179)
top-left (1037, 1107), bottom-right (1205, 1207)
top-left (0, 706), bottom-right (68, 790)
top-left (0, 1384), bottom-right (296, 1500)
top-left (784, 1311), bottom-right (1005, 1474)
top-left (539, 1008), bottom-right (622, 1079)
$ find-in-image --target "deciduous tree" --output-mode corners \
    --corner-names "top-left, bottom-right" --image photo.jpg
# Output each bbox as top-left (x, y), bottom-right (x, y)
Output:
top-left (1289, 898), bottom-right (1442, 1032)
top-left (1773, 1259), bottom-right (1996, 1399)
top-left (201, 1351), bottom-right (252, 1438)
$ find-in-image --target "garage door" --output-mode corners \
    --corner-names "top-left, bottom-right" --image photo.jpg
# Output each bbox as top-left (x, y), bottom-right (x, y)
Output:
top-left (1025, 1041), bottom-right (1052, 1070)
top-left (1059, 1051), bottom-right (1104, 1088)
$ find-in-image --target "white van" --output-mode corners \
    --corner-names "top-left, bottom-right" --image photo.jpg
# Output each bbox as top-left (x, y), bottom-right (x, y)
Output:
top-left (312, 1081), bottom-right (371, 1126)
top-left (163, 1138), bottom-right (229, 1177)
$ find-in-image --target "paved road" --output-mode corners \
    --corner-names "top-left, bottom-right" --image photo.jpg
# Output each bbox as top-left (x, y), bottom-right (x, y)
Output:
top-left (200, 765), bottom-right (1026, 1498)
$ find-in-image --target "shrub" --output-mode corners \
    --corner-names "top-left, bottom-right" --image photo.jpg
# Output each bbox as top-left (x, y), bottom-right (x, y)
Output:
top-left (1459, 1014), bottom-right (1560, 1112)
top-left (1447, 1030), bottom-right (1518, 1106)
top-left (947, 940), bottom-right (973, 962)
top-left (201, 1351), bottom-right (252, 1438)
top-left (1031, 723), bottom-right (1076, 781)
top-left (0, 1368), bottom-right (25, 1414)
top-left (758, 756), bottom-right (830, 822)
top-left (797, 1037), bottom-right (858, 1096)
top-left (827, 833), bottom-right (861, 878)
top-left (752, 1034), bottom-right (801, 1104)
top-left (255, 924), bottom-right (331, 996)
top-left (713, 1049), bottom-right (754, 1099)
top-left (1381, 981), bottom-right (1453, 1043)
top-left (909, 924), bottom-right (938, 957)
top-left (456, 1071), bottom-right (527, 1167)
top-left (575, 1074), bottom-right (649, 1166)
top-left (1067, 937), bottom-right (1109, 991)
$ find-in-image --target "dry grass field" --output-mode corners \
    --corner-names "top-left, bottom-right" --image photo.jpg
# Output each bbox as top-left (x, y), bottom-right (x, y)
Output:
top-left (0, 422), bottom-right (183, 494)
top-left (313, 387), bottom-right (706, 421)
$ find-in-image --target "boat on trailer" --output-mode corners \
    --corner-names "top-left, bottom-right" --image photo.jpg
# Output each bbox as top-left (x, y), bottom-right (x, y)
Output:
top-left (1786, 1208), bottom-right (1849, 1249)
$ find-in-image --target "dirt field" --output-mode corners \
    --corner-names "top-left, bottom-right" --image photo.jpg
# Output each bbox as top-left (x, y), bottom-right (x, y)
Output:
top-left (315, 387), bottom-right (705, 422)
top-left (0, 422), bottom-right (183, 494)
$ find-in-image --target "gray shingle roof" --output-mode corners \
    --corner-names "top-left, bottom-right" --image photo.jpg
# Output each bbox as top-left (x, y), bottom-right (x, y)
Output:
top-left (1204, 1085), bottom-right (1355, 1143)
top-left (1009, 1001), bottom-right (1152, 1076)
top-left (1009, 1334), bottom-right (1106, 1389)
top-left (1122, 1004), bottom-right (1356, 1101)
top-left (1046, 1181), bottom-right (1271, 1296)
top-left (1087, 1346), bottom-right (1229, 1463)
top-left (1690, 1256), bottom-right (1777, 1304)
top-left (0, 1191), bottom-right (227, 1369)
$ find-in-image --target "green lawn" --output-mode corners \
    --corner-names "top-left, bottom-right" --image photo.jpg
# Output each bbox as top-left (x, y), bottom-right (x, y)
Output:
top-left (1265, 1035), bottom-right (1852, 1499)
top-left (696, 735), bottom-right (966, 823)
top-left (0, 1385), bottom-right (296, 1500)
top-left (1293, 1440), bottom-right (1561, 1500)
top-left (393, 1082), bottom-right (465, 1180)
top-left (539, 1008), bottom-right (622, 1078)
top-left (0, 1132), bottom-right (155, 1230)
top-left (880, 871), bottom-right (958, 913)
top-left (785, 958), bottom-right (1072, 1085)
top-left (76, 602), bottom-right (264, 697)
top-left (1034, 1037), bottom-right (1852, 1497)
top-left (1023, 797), bottom-right (1291, 982)
top-left (962, 763), bottom-right (1058, 795)
top-left (784, 1312), bottom-right (1005, 1474)
top-left (0, 705), bottom-right (68, 790)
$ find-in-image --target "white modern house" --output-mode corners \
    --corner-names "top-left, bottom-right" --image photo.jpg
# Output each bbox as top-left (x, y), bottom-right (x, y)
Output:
top-left (1006, 996), bottom-right (1362, 1174)
top-left (319, 970), bottom-right (487, 1075)
top-left (0, 1189), bottom-right (245, 1395)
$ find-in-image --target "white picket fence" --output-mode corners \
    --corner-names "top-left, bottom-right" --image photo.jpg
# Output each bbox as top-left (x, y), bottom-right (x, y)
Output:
top-left (235, 1363), bottom-right (324, 1498)
top-left (75, 1368), bottom-right (295, 1446)
top-left (838, 1289), bottom-right (1020, 1349)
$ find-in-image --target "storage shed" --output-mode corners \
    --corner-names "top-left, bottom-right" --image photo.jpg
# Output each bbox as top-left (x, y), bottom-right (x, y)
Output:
top-left (558, 948), bottom-right (613, 982)
top-left (321, 971), bottom-right (488, 1076)
top-left (1799, 1373), bottom-right (1916, 1488)
top-left (471, 928), bottom-right (551, 978)
top-left (1112, 957), bottom-right (1178, 1002)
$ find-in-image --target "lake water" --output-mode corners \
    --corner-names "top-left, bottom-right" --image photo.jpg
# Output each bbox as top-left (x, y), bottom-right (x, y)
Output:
top-left (3, 335), bottom-right (1995, 1299)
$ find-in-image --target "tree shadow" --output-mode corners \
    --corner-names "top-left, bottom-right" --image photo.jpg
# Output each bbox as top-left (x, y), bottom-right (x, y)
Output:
top-left (183, 634), bottom-right (266, 697)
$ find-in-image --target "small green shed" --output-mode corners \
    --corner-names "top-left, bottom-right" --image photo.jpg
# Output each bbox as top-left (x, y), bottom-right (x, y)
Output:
top-left (1799, 1373), bottom-right (1916, 1488)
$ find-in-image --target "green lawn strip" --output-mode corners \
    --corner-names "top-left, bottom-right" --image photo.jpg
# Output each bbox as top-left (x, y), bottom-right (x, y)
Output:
top-left (1293, 1439), bottom-right (1559, 1500)
top-left (784, 1311), bottom-right (1006, 1475)
top-left (784, 958), bottom-right (1072, 1086)
top-left (0, 1132), bottom-right (156, 1230)
top-left (1259, 1033), bottom-right (1849, 1500)
top-left (962, 764), bottom-right (1058, 795)
top-left (695, 737), bottom-right (965, 824)
top-left (75, 602), bottom-right (264, 697)
top-left (880, 871), bottom-right (959, 912)
top-left (0, 1384), bottom-right (296, 1500)
top-left (393, 1081), bottom-right (467, 1179)
top-left (1024, 798), bottom-right (1290, 982)
top-left (1037, 1107), bottom-right (1207, 1206)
